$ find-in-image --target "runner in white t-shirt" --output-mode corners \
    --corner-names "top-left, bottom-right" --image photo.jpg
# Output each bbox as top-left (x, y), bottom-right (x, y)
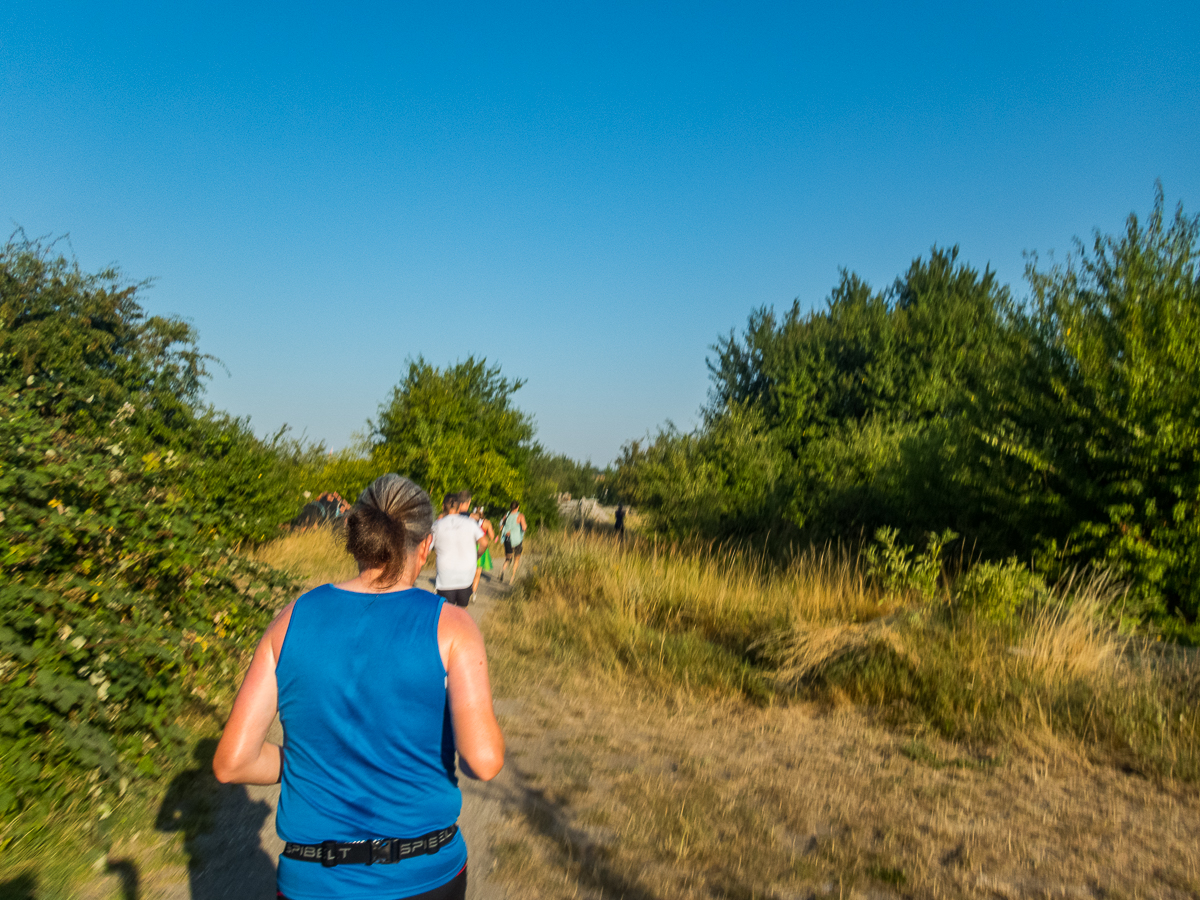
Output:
top-left (430, 491), bottom-right (487, 607)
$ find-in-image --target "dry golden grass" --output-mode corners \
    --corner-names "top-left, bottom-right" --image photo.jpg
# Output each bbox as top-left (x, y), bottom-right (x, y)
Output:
top-left (487, 683), bottom-right (1200, 900)
top-left (482, 529), bottom-right (1200, 899)
top-left (250, 525), bottom-right (445, 592)
top-left (1018, 575), bottom-right (1123, 684)
top-left (250, 526), bottom-right (358, 587)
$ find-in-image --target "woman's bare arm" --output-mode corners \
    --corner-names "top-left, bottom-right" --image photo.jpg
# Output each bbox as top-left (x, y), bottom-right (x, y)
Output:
top-left (439, 605), bottom-right (505, 781)
top-left (212, 603), bottom-right (294, 785)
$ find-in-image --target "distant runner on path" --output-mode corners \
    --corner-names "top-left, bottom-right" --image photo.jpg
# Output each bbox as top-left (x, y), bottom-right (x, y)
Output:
top-left (614, 504), bottom-right (626, 539)
top-left (470, 506), bottom-right (495, 601)
top-left (498, 502), bottom-right (527, 584)
top-left (431, 491), bottom-right (487, 607)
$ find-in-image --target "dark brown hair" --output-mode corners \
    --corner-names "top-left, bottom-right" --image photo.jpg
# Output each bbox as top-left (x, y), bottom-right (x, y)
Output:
top-left (345, 474), bottom-right (434, 588)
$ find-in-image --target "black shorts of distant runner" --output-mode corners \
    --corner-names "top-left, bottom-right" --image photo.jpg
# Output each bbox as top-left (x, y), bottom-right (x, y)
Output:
top-left (437, 587), bottom-right (472, 608)
top-left (502, 537), bottom-right (522, 560)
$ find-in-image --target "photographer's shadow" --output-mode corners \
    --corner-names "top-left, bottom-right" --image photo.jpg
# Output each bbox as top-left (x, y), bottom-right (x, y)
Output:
top-left (157, 738), bottom-right (279, 900)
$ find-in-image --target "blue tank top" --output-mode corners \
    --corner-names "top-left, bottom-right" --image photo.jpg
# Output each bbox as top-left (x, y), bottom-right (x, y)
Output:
top-left (275, 584), bottom-right (467, 899)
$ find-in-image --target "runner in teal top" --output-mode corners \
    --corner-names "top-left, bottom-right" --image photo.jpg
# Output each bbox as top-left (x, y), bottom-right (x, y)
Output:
top-left (498, 502), bottom-right (527, 584)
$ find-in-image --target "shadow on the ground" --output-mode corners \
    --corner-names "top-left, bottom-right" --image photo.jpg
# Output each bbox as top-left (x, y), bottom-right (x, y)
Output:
top-left (156, 738), bottom-right (277, 899)
top-left (504, 771), bottom-right (659, 900)
top-left (0, 872), bottom-right (37, 900)
top-left (106, 859), bottom-right (139, 899)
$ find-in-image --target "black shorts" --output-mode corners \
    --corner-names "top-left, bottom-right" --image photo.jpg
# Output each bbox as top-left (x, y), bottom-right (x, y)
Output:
top-left (503, 537), bottom-right (522, 559)
top-left (279, 863), bottom-right (466, 900)
top-left (437, 587), bottom-right (472, 607)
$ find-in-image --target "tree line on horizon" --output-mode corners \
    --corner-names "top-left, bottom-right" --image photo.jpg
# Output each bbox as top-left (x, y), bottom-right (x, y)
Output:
top-left (614, 189), bottom-right (1200, 639)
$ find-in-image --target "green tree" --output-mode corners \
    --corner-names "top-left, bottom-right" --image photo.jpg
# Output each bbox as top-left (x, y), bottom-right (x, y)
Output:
top-left (643, 248), bottom-right (1012, 543)
top-left (967, 189), bottom-right (1200, 622)
top-left (372, 357), bottom-right (536, 510)
top-left (0, 233), bottom-right (311, 541)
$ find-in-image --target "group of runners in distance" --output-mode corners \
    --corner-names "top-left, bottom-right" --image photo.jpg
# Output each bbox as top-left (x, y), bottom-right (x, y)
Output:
top-left (429, 489), bottom-right (527, 608)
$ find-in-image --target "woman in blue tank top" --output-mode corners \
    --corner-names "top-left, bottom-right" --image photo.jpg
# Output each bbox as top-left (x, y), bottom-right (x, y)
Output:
top-left (213, 474), bottom-right (505, 900)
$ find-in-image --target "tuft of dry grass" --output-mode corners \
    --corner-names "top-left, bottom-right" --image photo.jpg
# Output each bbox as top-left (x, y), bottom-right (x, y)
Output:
top-left (250, 526), bottom-right (358, 587)
top-left (1017, 572), bottom-right (1123, 683)
top-left (493, 530), bottom-right (1200, 777)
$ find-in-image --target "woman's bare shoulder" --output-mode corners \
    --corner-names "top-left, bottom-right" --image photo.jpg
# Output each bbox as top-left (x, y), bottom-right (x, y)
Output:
top-left (438, 602), bottom-right (481, 638)
top-left (265, 599), bottom-right (298, 660)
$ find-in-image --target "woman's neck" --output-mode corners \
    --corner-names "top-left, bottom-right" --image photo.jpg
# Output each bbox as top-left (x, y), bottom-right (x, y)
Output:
top-left (335, 566), bottom-right (416, 593)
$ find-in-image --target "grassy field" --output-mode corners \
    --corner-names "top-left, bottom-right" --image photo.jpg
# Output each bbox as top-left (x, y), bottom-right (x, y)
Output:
top-left (493, 530), bottom-right (1199, 779)
top-left (250, 527), bottom-right (359, 588)
top-left (484, 529), bottom-right (1200, 898)
top-left (6, 526), bottom-right (1197, 898)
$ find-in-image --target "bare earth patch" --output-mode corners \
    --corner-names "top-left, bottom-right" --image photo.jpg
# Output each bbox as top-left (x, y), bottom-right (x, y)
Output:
top-left (486, 660), bottom-right (1200, 899)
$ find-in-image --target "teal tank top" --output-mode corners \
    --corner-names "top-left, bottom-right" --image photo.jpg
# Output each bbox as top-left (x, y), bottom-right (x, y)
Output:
top-left (274, 584), bottom-right (467, 899)
top-left (501, 512), bottom-right (524, 546)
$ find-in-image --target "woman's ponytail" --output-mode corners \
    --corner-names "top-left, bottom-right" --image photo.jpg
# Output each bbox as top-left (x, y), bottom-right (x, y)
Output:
top-left (345, 474), bottom-right (434, 588)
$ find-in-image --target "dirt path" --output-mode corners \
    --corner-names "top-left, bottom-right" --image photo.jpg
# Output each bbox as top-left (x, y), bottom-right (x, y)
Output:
top-left (126, 572), bottom-right (517, 900)
top-left (456, 569), bottom-right (515, 900)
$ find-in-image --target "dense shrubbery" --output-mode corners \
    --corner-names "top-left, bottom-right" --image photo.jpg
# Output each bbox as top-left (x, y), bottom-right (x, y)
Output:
top-left (0, 235), bottom-right (316, 541)
top-left (0, 237), bottom-right (297, 813)
top-left (616, 192), bottom-right (1200, 635)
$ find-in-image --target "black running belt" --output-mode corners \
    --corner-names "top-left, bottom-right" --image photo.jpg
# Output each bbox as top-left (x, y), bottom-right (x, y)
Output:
top-left (282, 825), bottom-right (458, 867)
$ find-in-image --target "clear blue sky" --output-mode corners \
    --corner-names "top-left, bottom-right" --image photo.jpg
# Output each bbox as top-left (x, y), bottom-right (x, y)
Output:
top-left (3, 2), bottom-right (1197, 465)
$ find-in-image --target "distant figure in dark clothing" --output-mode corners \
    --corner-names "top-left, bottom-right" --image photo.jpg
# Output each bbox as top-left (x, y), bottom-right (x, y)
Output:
top-left (614, 504), bottom-right (626, 538)
top-left (288, 492), bottom-right (350, 531)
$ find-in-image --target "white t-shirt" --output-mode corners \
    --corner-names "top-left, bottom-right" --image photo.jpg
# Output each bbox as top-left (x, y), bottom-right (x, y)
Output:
top-left (430, 514), bottom-right (485, 590)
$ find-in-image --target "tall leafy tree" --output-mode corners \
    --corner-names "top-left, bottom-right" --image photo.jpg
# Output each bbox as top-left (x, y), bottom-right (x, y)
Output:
top-left (968, 189), bottom-right (1200, 620)
top-left (686, 248), bottom-right (1012, 539)
top-left (372, 357), bottom-right (536, 510)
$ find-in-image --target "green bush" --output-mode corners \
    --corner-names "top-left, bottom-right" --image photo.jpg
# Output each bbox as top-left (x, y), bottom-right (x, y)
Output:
top-left (615, 403), bottom-right (791, 541)
top-left (0, 233), bottom-right (310, 543)
top-left (0, 384), bottom-right (288, 814)
top-left (955, 558), bottom-right (1049, 623)
top-left (863, 526), bottom-right (956, 600)
top-left (967, 189), bottom-right (1200, 623)
top-left (616, 192), bottom-right (1200, 633)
